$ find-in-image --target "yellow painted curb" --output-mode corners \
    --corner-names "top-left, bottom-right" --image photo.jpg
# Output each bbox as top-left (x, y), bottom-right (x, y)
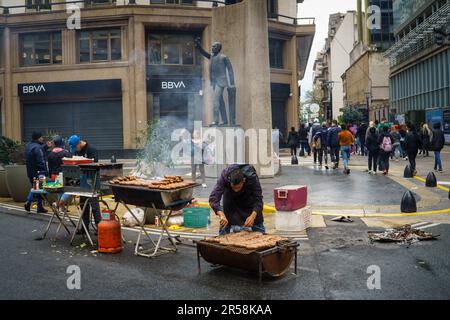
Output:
top-left (313, 208), bottom-right (450, 217)
top-left (413, 176), bottom-right (450, 192)
top-left (196, 201), bottom-right (276, 214)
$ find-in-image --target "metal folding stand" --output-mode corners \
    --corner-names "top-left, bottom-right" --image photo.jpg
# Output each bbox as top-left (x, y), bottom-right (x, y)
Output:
top-left (35, 189), bottom-right (76, 241)
top-left (113, 199), bottom-right (190, 258)
top-left (64, 167), bottom-right (102, 247)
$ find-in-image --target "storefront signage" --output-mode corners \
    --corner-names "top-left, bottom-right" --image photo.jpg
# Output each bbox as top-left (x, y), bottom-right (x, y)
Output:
top-left (148, 77), bottom-right (201, 93)
top-left (443, 110), bottom-right (450, 144)
top-left (18, 79), bottom-right (122, 100)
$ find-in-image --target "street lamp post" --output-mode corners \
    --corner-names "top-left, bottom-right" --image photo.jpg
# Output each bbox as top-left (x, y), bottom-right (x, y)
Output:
top-left (365, 91), bottom-right (372, 122)
top-left (324, 81), bottom-right (335, 121)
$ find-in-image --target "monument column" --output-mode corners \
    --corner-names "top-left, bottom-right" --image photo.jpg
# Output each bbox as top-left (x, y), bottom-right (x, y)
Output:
top-left (211, 0), bottom-right (273, 177)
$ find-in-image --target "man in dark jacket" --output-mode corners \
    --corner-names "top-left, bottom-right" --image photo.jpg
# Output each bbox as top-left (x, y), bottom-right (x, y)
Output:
top-left (430, 122), bottom-right (445, 172)
top-left (209, 164), bottom-right (264, 235)
top-left (24, 132), bottom-right (48, 213)
top-left (404, 123), bottom-right (422, 174)
top-left (67, 135), bottom-right (100, 234)
top-left (327, 120), bottom-right (341, 169)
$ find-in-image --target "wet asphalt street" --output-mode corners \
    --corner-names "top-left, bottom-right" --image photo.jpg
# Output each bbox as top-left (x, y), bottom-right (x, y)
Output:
top-left (1, 210), bottom-right (449, 300)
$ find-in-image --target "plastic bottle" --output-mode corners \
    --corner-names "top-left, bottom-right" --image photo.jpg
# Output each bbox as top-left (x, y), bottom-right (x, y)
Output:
top-left (206, 214), bottom-right (211, 230)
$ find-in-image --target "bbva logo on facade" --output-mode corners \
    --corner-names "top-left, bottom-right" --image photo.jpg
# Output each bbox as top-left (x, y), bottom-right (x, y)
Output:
top-left (161, 81), bottom-right (186, 90)
top-left (22, 85), bottom-right (46, 94)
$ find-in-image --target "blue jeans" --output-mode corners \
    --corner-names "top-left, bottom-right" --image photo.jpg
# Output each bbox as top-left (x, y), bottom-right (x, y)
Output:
top-left (341, 145), bottom-right (351, 169)
top-left (26, 179), bottom-right (43, 210)
top-left (434, 151), bottom-right (442, 170)
top-left (219, 222), bottom-right (266, 236)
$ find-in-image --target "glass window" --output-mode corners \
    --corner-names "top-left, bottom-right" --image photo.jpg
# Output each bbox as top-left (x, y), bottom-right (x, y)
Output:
top-left (77, 28), bottom-right (122, 63)
top-left (269, 38), bottom-right (284, 69)
top-left (147, 33), bottom-right (196, 66)
top-left (20, 32), bottom-right (62, 66)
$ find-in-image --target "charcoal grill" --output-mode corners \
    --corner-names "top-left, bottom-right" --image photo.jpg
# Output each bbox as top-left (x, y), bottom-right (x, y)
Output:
top-left (109, 182), bottom-right (200, 258)
top-left (195, 239), bottom-right (299, 282)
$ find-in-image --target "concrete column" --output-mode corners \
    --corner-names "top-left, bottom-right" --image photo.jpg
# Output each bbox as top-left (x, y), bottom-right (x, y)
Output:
top-left (3, 27), bottom-right (15, 139)
top-left (212, 0), bottom-right (273, 176)
top-left (201, 25), bottom-right (213, 125)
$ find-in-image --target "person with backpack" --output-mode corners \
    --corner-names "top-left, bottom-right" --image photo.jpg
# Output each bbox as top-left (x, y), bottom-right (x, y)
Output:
top-left (287, 127), bottom-right (299, 157)
top-left (313, 122), bottom-right (329, 169)
top-left (365, 126), bottom-right (379, 174)
top-left (47, 136), bottom-right (72, 178)
top-left (430, 122), bottom-right (445, 172)
top-left (378, 126), bottom-right (394, 175)
top-left (327, 120), bottom-right (341, 169)
top-left (338, 124), bottom-right (354, 175)
top-left (404, 123), bottom-right (422, 175)
top-left (309, 119), bottom-right (321, 164)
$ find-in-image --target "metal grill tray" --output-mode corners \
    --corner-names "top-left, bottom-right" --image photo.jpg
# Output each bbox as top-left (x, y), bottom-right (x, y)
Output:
top-left (196, 239), bottom-right (298, 277)
top-left (108, 183), bottom-right (200, 209)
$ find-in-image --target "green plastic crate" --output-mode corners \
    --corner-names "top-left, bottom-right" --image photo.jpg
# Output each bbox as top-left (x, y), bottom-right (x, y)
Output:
top-left (183, 207), bottom-right (210, 228)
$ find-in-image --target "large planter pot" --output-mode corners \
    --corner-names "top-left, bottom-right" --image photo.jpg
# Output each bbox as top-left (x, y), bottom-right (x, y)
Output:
top-left (5, 165), bottom-right (30, 202)
top-left (0, 170), bottom-right (11, 197)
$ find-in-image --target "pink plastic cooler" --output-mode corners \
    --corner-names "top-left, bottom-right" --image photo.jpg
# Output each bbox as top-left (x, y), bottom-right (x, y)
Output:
top-left (274, 185), bottom-right (307, 211)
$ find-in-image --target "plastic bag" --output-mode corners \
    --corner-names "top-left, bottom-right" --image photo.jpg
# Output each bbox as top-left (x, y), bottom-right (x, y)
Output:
top-left (122, 208), bottom-right (145, 227)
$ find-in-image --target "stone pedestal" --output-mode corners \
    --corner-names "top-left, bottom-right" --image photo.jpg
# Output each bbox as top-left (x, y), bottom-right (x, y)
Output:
top-left (203, 126), bottom-right (245, 178)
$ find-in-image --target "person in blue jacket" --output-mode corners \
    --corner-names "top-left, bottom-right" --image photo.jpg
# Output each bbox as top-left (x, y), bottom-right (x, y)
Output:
top-left (24, 132), bottom-right (48, 213)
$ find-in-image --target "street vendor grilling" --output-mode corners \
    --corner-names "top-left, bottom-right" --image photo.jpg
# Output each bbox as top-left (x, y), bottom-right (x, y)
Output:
top-left (209, 164), bottom-right (265, 235)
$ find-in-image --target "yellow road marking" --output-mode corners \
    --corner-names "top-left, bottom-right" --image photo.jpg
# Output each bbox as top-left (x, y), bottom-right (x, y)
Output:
top-left (313, 208), bottom-right (450, 217)
top-left (413, 176), bottom-right (450, 192)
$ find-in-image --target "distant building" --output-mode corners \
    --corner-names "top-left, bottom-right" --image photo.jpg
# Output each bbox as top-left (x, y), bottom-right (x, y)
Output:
top-left (0, 0), bottom-right (315, 156)
top-left (341, 0), bottom-right (394, 122)
top-left (386, 0), bottom-right (450, 143)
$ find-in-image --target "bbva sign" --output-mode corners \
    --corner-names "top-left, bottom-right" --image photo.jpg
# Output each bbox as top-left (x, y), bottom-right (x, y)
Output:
top-left (161, 81), bottom-right (186, 90)
top-left (21, 84), bottom-right (46, 94)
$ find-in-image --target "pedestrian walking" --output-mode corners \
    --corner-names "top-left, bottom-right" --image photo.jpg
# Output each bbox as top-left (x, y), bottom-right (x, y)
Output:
top-left (404, 123), bottom-right (422, 175)
top-left (313, 122), bottom-right (329, 169)
top-left (419, 123), bottom-right (431, 157)
top-left (357, 122), bottom-right (368, 156)
top-left (399, 125), bottom-right (407, 159)
top-left (378, 126), bottom-right (394, 175)
top-left (327, 120), bottom-right (341, 169)
top-left (390, 125), bottom-right (402, 161)
top-left (298, 123), bottom-right (308, 157)
top-left (287, 127), bottom-right (299, 156)
top-left (309, 120), bottom-right (321, 164)
top-left (191, 130), bottom-right (207, 188)
top-left (430, 122), bottom-right (445, 172)
top-left (338, 124), bottom-right (354, 175)
top-left (365, 126), bottom-right (379, 174)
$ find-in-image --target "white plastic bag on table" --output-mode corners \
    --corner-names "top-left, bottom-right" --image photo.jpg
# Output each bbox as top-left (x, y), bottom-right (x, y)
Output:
top-left (122, 208), bottom-right (145, 227)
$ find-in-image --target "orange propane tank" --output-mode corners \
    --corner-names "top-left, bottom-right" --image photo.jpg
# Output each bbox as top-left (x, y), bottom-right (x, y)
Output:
top-left (98, 209), bottom-right (122, 253)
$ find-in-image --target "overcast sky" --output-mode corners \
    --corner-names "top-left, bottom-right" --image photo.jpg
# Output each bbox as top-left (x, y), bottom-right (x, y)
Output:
top-left (298, 0), bottom-right (357, 100)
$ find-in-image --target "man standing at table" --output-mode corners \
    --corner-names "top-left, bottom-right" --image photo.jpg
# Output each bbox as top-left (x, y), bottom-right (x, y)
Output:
top-left (209, 164), bottom-right (264, 235)
top-left (67, 135), bottom-right (101, 234)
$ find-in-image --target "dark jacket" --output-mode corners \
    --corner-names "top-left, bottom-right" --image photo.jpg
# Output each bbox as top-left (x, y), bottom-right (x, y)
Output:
top-left (327, 126), bottom-right (341, 147)
top-left (48, 148), bottom-right (72, 176)
top-left (209, 164), bottom-right (264, 226)
top-left (420, 129), bottom-right (431, 150)
top-left (287, 131), bottom-right (299, 148)
top-left (405, 131), bottom-right (422, 153)
top-left (74, 142), bottom-right (98, 163)
top-left (357, 124), bottom-right (367, 140)
top-left (430, 129), bottom-right (445, 151)
top-left (365, 131), bottom-right (380, 153)
top-left (314, 127), bottom-right (329, 148)
top-left (25, 140), bottom-right (47, 180)
top-left (298, 127), bottom-right (308, 142)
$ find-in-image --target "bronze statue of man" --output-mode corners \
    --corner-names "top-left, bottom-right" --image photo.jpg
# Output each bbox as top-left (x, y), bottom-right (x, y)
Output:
top-left (195, 38), bottom-right (236, 126)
